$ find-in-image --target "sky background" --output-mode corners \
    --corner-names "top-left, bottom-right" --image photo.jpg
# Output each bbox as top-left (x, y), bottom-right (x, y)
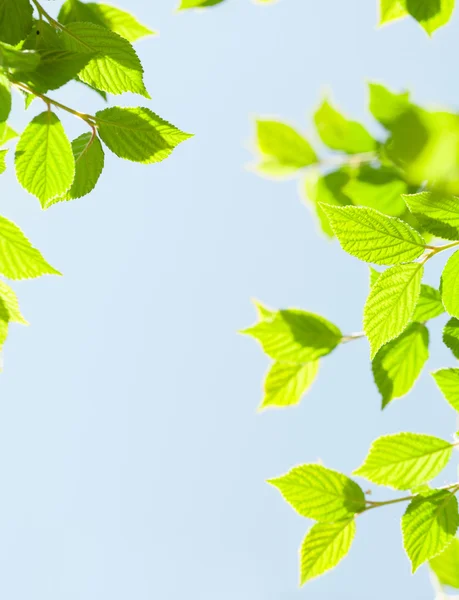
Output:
top-left (0, 0), bottom-right (459, 598)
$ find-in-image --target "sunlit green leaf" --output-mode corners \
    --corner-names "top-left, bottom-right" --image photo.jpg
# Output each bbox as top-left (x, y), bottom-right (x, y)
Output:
top-left (430, 537), bottom-right (459, 589)
top-left (261, 361), bottom-right (319, 409)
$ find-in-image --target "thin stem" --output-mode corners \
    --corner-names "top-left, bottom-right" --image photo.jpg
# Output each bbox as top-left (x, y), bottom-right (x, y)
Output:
top-left (11, 80), bottom-right (97, 126)
top-left (31, 0), bottom-right (64, 31)
top-left (421, 240), bottom-right (459, 265)
top-left (341, 332), bottom-right (365, 343)
top-left (362, 482), bottom-right (459, 514)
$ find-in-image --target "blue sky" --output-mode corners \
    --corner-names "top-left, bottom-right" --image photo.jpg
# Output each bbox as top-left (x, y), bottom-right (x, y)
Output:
top-left (0, 1), bottom-right (459, 598)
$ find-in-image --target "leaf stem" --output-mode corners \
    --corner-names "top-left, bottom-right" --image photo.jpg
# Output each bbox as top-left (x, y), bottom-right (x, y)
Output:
top-left (31, 0), bottom-right (64, 31)
top-left (362, 482), bottom-right (459, 514)
top-left (341, 331), bottom-right (365, 343)
top-left (421, 240), bottom-right (459, 264)
top-left (11, 80), bottom-right (97, 127)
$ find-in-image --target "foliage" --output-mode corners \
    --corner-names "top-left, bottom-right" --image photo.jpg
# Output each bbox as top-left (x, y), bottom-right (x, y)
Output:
top-left (245, 81), bottom-right (459, 590)
top-left (0, 0), bottom-right (191, 360)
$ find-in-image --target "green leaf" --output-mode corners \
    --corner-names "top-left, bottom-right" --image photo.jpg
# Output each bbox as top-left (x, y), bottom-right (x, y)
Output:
top-left (252, 299), bottom-right (275, 321)
top-left (0, 0), bottom-right (33, 45)
top-left (60, 22), bottom-right (149, 97)
top-left (404, 0), bottom-right (455, 34)
top-left (413, 284), bottom-right (445, 322)
top-left (300, 519), bottom-right (356, 585)
top-left (343, 165), bottom-right (407, 217)
top-left (303, 170), bottom-right (352, 237)
top-left (58, 1), bottom-right (154, 42)
top-left (314, 100), bottom-right (376, 154)
top-left (0, 148), bottom-right (6, 174)
top-left (0, 280), bottom-right (27, 324)
top-left (15, 111), bottom-right (75, 206)
top-left (432, 369), bottom-right (459, 412)
top-left (404, 192), bottom-right (459, 241)
top-left (380, 0), bottom-right (407, 25)
top-left (441, 250), bottom-right (459, 318)
top-left (241, 309), bottom-right (342, 362)
top-left (48, 133), bottom-right (104, 207)
top-left (430, 537), bottom-right (459, 589)
top-left (0, 122), bottom-right (17, 146)
top-left (402, 490), bottom-right (459, 573)
top-left (96, 106), bottom-right (192, 164)
top-left (320, 204), bottom-right (426, 265)
top-left (364, 262), bottom-right (423, 358)
top-left (261, 361), bottom-right (319, 409)
top-left (368, 83), bottom-right (410, 129)
top-left (15, 50), bottom-right (94, 93)
top-left (0, 42), bottom-right (39, 71)
top-left (0, 71), bottom-right (10, 122)
top-left (354, 433), bottom-right (453, 490)
top-left (269, 465), bottom-right (365, 522)
top-left (254, 120), bottom-right (317, 177)
top-left (0, 214), bottom-right (60, 279)
top-left (372, 323), bottom-right (429, 409)
top-left (443, 317), bottom-right (459, 359)
top-left (179, 0), bottom-right (226, 8)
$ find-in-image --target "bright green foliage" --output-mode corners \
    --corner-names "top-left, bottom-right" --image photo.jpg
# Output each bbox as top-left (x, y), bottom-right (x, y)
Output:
top-left (413, 284), bottom-right (445, 322)
top-left (343, 166), bottom-right (407, 216)
top-left (178, 0), bottom-right (226, 8)
top-left (61, 22), bottom-right (149, 97)
top-left (363, 263), bottom-right (423, 358)
top-left (0, 215), bottom-right (60, 280)
top-left (58, 1), bottom-right (155, 42)
top-left (0, 123), bottom-right (17, 146)
top-left (254, 120), bottom-right (317, 177)
top-left (0, 148), bottom-right (6, 174)
top-left (0, 0), bottom-right (33, 46)
top-left (96, 107), bottom-right (192, 163)
top-left (402, 491), bottom-right (459, 572)
top-left (15, 111), bottom-right (75, 206)
top-left (0, 71), bottom-right (10, 121)
top-left (443, 317), bottom-right (459, 359)
top-left (0, 280), bottom-right (27, 325)
top-left (354, 433), bottom-right (453, 490)
top-left (441, 250), bottom-right (459, 318)
top-left (404, 192), bottom-right (459, 241)
top-left (432, 369), bottom-right (459, 412)
top-left (380, 0), bottom-right (455, 33)
top-left (368, 82), bottom-right (410, 128)
top-left (252, 299), bottom-right (275, 321)
top-left (242, 309), bottom-right (342, 362)
top-left (300, 519), bottom-right (356, 584)
top-left (372, 323), bottom-right (429, 408)
top-left (261, 361), bottom-right (319, 409)
top-left (320, 205), bottom-right (426, 265)
top-left (303, 170), bottom-right (351, 237)
top-left (314, 100), bottom-right (376, 154)
top-left (430, 537), bottom-right (459, 589)
top-left (52, 133), bottom-right (105, 205)
top-left (268, 465), bottom-right (366, 522)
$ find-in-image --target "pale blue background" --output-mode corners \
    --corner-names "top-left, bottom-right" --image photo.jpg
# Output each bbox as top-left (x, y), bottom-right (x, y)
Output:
top-left (0, 1), bottom-right (459, 598)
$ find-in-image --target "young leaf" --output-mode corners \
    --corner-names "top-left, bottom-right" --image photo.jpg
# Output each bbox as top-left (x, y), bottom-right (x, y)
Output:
top-left (380, 0), bottom-right (407, 25)
top-left (60, 22), bottom-right (149, 97)
top-left (320, 205), bottom-right (426, 265)
top-left (303, 170), bottom-right (352, 237)
top-left (47, 133), bottom-right (105, 207)
top-left (441, 250), bottom-right (459, 318)
top-left (58, 1), bottom-right (154, 42)
top-left (0, 215), bottom-right (60, 279)
top-left (429, 537), bottom-right (459, 589)
top-left (0, 280), bottom-right (27, 324)
top-left (96, 107), bottom-right (192, 163)
top-left (0, 71), bottom-right (11, 122)
top-left (404, 192), bottom-right (459, 241)
top-left (0, 122), bottom-right (17, 146)
top-left (0, 149), bottom-right (6, 174)
top-left (372, 323), bottom-right (429, 409)
top-left (252, 299), bottom-right (275, 322)
top-left (432, 369), bottom-right (459, 412)
top-left (254, 120), bottom-right (317, 177)
top-left (241, 309), bottom-right (342, 362)
top-left (261, 361), bottom-right (319, 410)
top-left (354, 433), bottom-right (453, 490)
top-left (179, 0), bottom-right (226, 8)
top-left (0, 0), bottom-right (33, 45)
top-left (402, 490), bottom-right (459, 573)
top-left (0, 42), bottom-right (39, 71)
top-left (269, 465), bottom-right (366, 522)
top-left (343, 165), bottom-right (407, 217)
top-left (368, 82), bottom-right (410, 129)
top-left (14, 50), bottom-right (94, 94)
top-left (314, 100), bottom-right (376, 154)
top-left (413, 284), bottom-right (445, 322)
top-left (300, 519), bottom-right (356, 585)
top-left (405, 0), bottom-right (455, 35)
top-left (15, 111), bottom-right (75, 206)
top-left (443, 317), bottom-right (459, 359)
top-left (364, 263), bottom-right (423, 358)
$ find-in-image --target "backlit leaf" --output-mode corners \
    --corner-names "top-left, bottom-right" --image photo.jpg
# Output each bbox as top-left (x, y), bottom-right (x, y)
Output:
top-left (430, 537), bottom-right (459, 589)
top-left (261, 361), bottom-right (319, 409)
top-left (441, 250), bottom-right (459, 318)
top-left (432, 369), bottom-right (459, 412)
